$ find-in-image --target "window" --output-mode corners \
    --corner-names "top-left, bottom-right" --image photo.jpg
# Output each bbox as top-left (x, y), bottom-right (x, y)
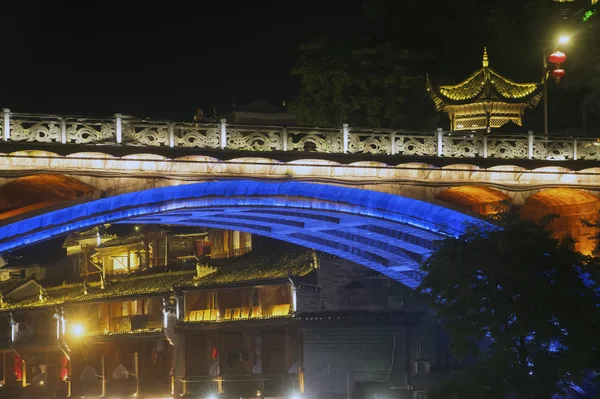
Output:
top-left (243, 289), bottom-right (260, 307)
top-left (208, 292), bottom-right (218, 310)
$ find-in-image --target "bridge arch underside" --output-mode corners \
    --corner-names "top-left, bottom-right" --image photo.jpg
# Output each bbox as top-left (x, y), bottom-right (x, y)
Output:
top-left (436, 186), bottom-right (600, 255)
top-left (0, 181), bottom-right (491, 289)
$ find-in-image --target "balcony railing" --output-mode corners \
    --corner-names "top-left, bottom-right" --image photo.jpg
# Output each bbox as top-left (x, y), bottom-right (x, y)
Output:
top-left (1, 110), bottom-right (598, 161)
top-left (91, 314), bottom-right (163, 335)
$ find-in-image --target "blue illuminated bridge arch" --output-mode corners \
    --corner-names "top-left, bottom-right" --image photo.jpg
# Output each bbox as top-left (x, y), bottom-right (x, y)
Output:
top-left (0, 180), bottom-right (494, 289)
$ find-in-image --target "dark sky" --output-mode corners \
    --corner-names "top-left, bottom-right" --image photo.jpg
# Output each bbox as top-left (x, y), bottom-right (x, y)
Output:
top-left (0, 1), bottom-right (365, 120)
top-left (0, 0), bottom-right (591, 127)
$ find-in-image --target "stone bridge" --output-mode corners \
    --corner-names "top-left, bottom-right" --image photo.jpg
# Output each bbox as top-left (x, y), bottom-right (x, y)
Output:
top-left (1, 110), bottom-right (600, 286)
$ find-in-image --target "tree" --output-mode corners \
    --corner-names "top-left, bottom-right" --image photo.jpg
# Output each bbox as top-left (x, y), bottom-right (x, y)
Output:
top-left (291, 37), bottom-right (435, 129)
top-left (419, 209), bottom-right (600, 398)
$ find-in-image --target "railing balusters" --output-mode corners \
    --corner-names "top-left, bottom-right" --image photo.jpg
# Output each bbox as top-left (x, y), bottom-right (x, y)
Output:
top-left (0, 110), bottom-right (598, 161)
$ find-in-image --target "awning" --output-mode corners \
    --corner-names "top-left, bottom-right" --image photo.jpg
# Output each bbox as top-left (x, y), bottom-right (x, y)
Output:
top-left (92, 242), bottom-right (145, 258)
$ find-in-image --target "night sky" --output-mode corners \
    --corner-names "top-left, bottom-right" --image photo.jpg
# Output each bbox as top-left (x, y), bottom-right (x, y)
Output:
top-left (0, 1), bottom-right (593, 127)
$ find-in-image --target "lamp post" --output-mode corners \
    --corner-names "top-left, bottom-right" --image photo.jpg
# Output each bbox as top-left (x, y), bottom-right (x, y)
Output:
top-left (543, 35), bottom-right (570, 135)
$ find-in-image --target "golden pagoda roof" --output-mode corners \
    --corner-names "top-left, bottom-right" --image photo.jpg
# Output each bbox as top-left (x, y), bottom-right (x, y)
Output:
top-left (426, 48), bottom-right (542, 112)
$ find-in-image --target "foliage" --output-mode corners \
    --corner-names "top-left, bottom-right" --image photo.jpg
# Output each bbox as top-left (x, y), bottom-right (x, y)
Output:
top-left (419, 208), bottom-right (600, 398)
top-left (291, 37), bottom-right (435, 129)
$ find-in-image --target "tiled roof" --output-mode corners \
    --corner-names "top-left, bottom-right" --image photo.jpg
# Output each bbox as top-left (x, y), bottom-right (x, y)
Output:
top-left (0, 246), bottom-right (316, 310)
top-left (188, 246), bottom-right (316, 288)
top-left (426, 50), bottom-right (542, 111)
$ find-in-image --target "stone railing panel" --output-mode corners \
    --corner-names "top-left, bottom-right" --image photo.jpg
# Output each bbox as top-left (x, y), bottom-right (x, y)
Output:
top-left (533, 136), bottom-right (574, 160)
top-left (394, 134), bottom-right (437, 156)
top-left (65, 118), bottom-right (115, 144)
top-left (577, 139), bottom-right (600, 161)
top-left (348, 130), bottom-right (392, 155)
top-left (175, 123), bottom-right (220, 148)
top-left (122, 120), bottom-right (170, 147)
top-left (227, 125), bottom-right (284, 151)
top-left (9, 115), bottom-right (62, 143)
top-left (287, 127), bottom-right (342, 153)
top-left (442, 134), bottom-right (482, 158)
top-left (487, 136), bottom-right (529, 159)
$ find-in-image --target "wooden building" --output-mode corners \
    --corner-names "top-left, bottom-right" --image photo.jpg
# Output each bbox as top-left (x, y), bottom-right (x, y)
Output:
top-left (0, 234), bottom-right (447, 399)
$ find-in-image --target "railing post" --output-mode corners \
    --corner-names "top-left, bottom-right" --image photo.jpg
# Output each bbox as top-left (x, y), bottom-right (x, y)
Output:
top-left (60, 118), bottom-right (67, 144)
top-left (390, 131), bottom-right (396, 155)
top-left (282, 127), bottom-right (288, 151)
top-left (220, 119), bottom-right (227, 150)
top-left (527, 130), bottom-right (534, 160)
top-left (483, 134), bottom-right (488, 158)
top-left (168, 123), bottom-right (175, 148)
top-left (101, 355), bottom-right (107, 397)
top-left (573, 138), bottom-right (578, 160)
top-left (2, 109), bottom-right (10, 141)
top-left (114, 114), bottom-right (122, 144)
top-left (436, 128), bottom-right (443, 157)
top-left (342, 123), bottom-right (349, 153)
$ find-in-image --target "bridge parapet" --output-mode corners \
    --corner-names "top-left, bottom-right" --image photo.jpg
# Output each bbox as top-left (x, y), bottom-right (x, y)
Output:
top-left (1, 109), bottom-right (599, 161)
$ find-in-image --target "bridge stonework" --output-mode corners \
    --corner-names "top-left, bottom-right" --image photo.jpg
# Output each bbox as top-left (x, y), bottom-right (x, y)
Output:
top-left (1, 110), bottom-right (600, 281)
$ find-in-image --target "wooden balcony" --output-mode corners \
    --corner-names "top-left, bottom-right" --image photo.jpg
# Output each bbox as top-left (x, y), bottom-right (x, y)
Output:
top-left (90, 314), bottom-right (163, 335)
top-left (187, 304), bottom-right (291, 323)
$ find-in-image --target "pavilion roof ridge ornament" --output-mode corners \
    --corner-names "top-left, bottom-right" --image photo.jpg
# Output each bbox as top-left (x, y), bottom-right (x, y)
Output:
top-left (482, 47), bottom-right (489, 68)
top-left (425, 48), bottom-right (542, 131)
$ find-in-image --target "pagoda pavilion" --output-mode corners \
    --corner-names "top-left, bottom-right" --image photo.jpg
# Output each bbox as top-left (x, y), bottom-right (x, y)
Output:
top-left (426, 48), bottom-right (543, 132)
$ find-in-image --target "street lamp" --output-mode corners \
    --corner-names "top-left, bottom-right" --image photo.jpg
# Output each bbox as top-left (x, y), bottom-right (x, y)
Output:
top-left (543, 35), bottom-right (571, 135)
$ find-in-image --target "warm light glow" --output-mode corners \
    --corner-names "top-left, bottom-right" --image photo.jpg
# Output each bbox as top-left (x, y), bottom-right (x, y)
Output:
top-left (70, 323), bottom-right (84, 337)
top-left (558, 35), bottom-right (570, 45)
top-left (39, 381), bottom-right (44, 385)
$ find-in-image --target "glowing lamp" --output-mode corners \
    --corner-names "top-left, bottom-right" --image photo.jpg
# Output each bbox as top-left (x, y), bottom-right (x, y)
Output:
top-left (558, 35), bottom-right (570, 45)
top-left (71, 323), bottom-right (84, 337)
top-left (551, 69), bottom-right (566, 81)
top-left (549, 51), bottom-right (566, 65)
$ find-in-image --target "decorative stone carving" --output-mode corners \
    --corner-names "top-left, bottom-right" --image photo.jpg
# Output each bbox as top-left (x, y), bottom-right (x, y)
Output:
top-left (9, 120), bottom-right (61, 143)
top-left (442, 136), bottom-right (482, 158)
top-left (175, 125), bottom-right (220, 148)
top-left (534, 139), bottom-right (573, 160)
top-left (348, 133), bottom-right (391, 155)
top-left (227, 128), bottom-right (283, 151)
top-left (287, 129), bottom-right (342, 153)
top-left (577, 140), bottom-right (600, 161)
top-left (487, 137), bottom-right (528, 159)
top-left (66, 121), bottom-right (115, 144)
top-left (394, 135), bottom-right (437, 156)
top-left (122, 124), bottom-right (169, 147)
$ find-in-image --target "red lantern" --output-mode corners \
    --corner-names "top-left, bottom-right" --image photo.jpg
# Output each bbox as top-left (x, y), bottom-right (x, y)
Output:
top-left (60, 354), bottom-right (69, 380)
top-left (549, 51), bottom-right (567, 65)
top-left (14, 354), bottom-right (23, 380)
top-left (211, 345), bottom-right (218, 360)
top-left (551, 69), bottom-right (566, 81)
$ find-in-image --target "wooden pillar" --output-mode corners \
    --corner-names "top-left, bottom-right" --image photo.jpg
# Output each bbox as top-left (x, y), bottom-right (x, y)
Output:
top-left (101, 355), bottom-right (107, 397)
top-left (144, 233), bottom-right (150, 268)
top-left (21, 360), bottom-right (26, 388)
top-left (134, 352), bottom-right (140, 397)
top-left (67, 358), bottom-right (72, 397)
